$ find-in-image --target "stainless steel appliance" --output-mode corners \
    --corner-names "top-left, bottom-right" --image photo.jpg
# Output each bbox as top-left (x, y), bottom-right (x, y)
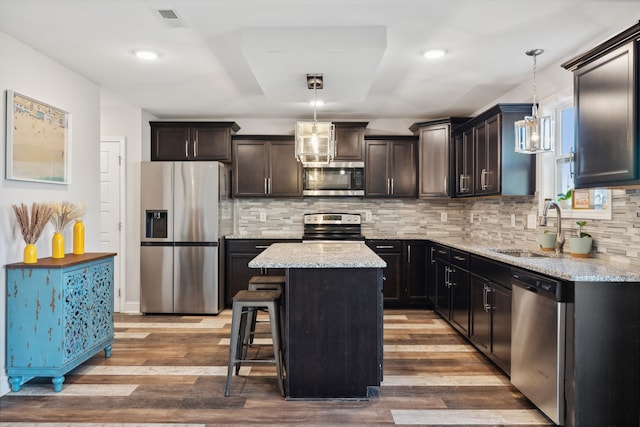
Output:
top-left (302, 213), bottom-right (364, 241)
top-left (302, 161), bottom-right (365, 196)
top-left (140, 161), bottom-right (232, 314)
top-left (511, 269), bottom-right (567, 425)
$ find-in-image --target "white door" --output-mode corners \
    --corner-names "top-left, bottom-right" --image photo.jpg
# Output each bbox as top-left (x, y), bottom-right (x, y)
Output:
top-left (100, 137), bottom-right (125, 312)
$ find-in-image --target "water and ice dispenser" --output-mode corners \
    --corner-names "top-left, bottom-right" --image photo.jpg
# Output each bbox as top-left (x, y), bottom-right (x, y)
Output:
top-left (145, 210), bottom-right (168, 238)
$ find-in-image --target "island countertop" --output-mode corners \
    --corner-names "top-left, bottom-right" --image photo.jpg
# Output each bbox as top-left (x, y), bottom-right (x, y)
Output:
top-left (248, 242), bottom-right (387, 269)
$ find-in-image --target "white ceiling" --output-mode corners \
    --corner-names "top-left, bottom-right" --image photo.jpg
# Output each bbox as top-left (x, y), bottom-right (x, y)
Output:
top-left (0, 0), bottom-right (638, 121)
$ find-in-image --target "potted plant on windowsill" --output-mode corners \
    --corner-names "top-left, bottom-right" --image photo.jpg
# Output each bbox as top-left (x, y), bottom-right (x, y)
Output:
top-left (557, 188), bottom-right (573, 209)
top-left (538, 229), bottom-right (557, 252)
top-left (569, 220), bottom-right (593, 258)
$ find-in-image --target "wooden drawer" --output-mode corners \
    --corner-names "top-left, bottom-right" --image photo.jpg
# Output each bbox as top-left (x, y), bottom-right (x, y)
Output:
top-left (366, 240), bottom-right (402, 253)
top-left (450, 249), bottom-right (469, 270)
top-left (470, 254), bottom-right (511, 288)
top-left (432, 243), bottom-right (450, 262)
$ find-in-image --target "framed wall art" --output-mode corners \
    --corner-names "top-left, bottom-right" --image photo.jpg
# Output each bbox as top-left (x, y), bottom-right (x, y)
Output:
top-left (5, 90), bottom-right (71, 184)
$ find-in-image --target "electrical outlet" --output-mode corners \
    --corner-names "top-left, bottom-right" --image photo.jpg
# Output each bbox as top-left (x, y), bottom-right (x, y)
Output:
top-left (259, 212), bottom-right (266, 222)
top-left (527, 214), bottom-right (537, 229)
top-left (365, 211), bottom-right (372, 222)
top-left (511, 214), bottom-right (516, 228)
top-left (441, 212), bottom-right (448, 222)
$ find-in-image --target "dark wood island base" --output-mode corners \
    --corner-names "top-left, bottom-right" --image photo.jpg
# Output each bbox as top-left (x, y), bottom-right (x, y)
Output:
top-left (248, 242), bottom-right (386, 400)
top-left (286, 267), bottom-right (383, 399)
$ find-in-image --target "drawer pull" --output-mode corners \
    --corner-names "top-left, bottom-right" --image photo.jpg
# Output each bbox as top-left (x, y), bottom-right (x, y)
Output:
top-left (376, 245), bottom-right (395, 249)
top-left (255, 245), bottom-right (270, 249)
top-left (454, 256), bottom-right (466, 261)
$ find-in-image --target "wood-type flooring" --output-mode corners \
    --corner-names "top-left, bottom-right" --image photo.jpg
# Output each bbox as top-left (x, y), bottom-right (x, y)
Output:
top-left (0, 309), bottom-right (553, 426)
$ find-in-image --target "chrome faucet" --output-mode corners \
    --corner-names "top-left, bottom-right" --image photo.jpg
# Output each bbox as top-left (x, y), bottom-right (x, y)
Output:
top-left (540, 201), bottom-right (564, 253)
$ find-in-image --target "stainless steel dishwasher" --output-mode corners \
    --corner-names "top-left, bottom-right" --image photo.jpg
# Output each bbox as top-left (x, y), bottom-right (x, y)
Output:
top-left (511, 269), bottom-right (567, 425)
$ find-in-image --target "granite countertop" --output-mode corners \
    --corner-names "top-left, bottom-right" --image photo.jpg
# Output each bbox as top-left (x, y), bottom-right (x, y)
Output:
top-left (248, 242), bottom-right (387, 269)
top-left (429, 237), bottom-right (640, 282)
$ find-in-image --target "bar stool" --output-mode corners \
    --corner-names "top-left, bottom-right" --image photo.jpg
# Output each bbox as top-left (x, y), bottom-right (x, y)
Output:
top-left (225, 289), bottom-right (284, 397)
top-left (246, 276), bottom-right (285, 344)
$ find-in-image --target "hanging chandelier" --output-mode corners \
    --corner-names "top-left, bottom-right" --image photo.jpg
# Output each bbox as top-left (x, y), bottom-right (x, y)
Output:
top-left (295, 73), bottom-right (335, 164)
top-left (514, 49), bottom-right (553, 154)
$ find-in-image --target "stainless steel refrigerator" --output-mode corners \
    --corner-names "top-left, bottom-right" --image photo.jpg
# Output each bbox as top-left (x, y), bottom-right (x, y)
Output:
top-left (140, 161), bottom-right (232, 314)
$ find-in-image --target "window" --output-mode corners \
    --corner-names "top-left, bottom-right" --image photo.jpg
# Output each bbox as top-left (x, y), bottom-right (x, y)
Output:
top-left (537, 93), bottom-right (611, 220)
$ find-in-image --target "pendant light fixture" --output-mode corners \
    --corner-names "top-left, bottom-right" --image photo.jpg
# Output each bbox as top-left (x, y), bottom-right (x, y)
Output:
top-left (295, 73), bottom-right (335, 164)
top-left (514, 49), bottom-right (553, 154)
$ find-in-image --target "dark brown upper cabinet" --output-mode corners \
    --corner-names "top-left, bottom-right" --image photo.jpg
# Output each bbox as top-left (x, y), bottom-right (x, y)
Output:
top-left (232, 136), bottom-right (302, 198)
top-left (562, 21), bottom-right (640, 188)
top-left (365, 136), bottom-right (417, 198)
top-left (333, 122), bottom-right (368, 162)
top-left (410, 118), bottom-right (469, 198)
top-left (150, 121), bottom-right (240, 162)
top-left (452, 104), bottom-right (535, 197)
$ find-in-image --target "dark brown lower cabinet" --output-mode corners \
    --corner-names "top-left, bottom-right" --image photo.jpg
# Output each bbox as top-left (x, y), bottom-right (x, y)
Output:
top-left (366, 240), bottom-right (428, 308)
top-left (225, 239), bottom-right (298, 307)
top-left (469, 256), bottom-right (512, 375)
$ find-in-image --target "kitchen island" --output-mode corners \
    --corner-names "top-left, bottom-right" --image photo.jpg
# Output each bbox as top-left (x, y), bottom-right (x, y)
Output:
top-left (249, 242), bottom-right (386, 399)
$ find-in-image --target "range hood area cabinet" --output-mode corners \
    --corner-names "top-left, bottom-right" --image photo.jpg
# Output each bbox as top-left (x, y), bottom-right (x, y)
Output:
top-left (410, 117), bottom-right (470, 198)
top-left (150, 121), bottom-right (240, 162)
top-left (364, 136), bottom-right (418, 198)
top-left (333, 122), bottom-right (368, 162)
top-left (232, 136), bottom-right (302, 197)
top-left (452, 104), bottom-right (536, 197)
top-left (561, 21), bottom-right (640, 189)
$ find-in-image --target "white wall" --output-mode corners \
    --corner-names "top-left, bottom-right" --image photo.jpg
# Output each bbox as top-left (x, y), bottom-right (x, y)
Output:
top-left (0, 30), bottom-right (101, 396)
top-left (100, 90), bottom-right (156, 313)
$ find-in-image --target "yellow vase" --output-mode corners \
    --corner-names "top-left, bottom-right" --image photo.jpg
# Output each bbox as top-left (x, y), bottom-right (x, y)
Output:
top-left (24, 244), bottom-right (38, 264)
top-left (52, 232), bottom-right (65, 259)
top-left (73, 220), bottom-right (85, 255)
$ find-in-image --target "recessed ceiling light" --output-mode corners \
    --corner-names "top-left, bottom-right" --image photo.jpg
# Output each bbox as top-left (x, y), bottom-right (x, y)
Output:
top-left (134, 50), bottom-right (159, 61)
top-left (423, 49), bottom-right (446, 59)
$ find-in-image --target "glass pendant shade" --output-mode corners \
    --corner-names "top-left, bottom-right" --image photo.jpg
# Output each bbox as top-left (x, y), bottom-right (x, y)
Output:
top-left (295, 120), bottom-right (335, 164)
top-left (515, 107), bottom-right (553, 153)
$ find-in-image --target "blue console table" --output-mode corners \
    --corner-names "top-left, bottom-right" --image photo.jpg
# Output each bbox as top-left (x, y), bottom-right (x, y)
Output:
top-left (5, 252), bottom-right (116, 392)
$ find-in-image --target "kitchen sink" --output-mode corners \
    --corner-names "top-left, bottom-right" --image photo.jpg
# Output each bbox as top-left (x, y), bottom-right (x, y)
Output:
top-left (490, 248), bottom-right (552, 258)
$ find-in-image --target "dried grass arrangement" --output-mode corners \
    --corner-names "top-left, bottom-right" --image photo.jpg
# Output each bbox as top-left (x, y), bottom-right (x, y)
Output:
top-left (12, 203), bottom-right (54, 244)
top-left (50, 201), bottom-right (86, 232)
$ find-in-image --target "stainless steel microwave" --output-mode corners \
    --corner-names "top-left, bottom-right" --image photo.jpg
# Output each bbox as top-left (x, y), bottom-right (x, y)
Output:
top-left (302, 161), bottom-right (365, 196)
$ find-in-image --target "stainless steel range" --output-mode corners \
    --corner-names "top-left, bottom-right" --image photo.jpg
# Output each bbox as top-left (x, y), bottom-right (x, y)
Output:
top-left (302, 213), bottom-right (364, 242)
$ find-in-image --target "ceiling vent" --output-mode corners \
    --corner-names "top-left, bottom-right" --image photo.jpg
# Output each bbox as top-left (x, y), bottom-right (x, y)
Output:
top-left (156, 9), bottom-right (186, 28)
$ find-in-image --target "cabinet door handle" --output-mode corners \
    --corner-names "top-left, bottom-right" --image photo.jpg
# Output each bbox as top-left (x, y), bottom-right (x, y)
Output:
top-left (483, 284), bottom-right (492, 312)
top-left (445, 266), bottom-right (450, 287)
top-left (430, 247), bottom-right (436, 264)
top-left (443, 176), bottom-right (447, 195)
top-left (255, 245), bottom-right (270, 249)
top-left (453, 255), bottom-right (466, 261)
top-left (264, 178), bottom-right (268, 195)
top-left (438, 249), bottom-right (447, 255)
top-left (407, 244), bottom-right (411, 263)
top-left (185, 140), bottom-right (189, 158)
top-left (376, 245), bottom-right (394, 249)
top-left (268, 178), bottom-right (272, 194)
top-left (449, 267), bottom-right (456, 287)
top-left (390, 178), bottom-right (394, 195)
top-left (193, 139), bottom-right (198, 157)
top-left (386, 178), bottom-right (391, 195)
top-left (481, 169), bottom-right (492, 190)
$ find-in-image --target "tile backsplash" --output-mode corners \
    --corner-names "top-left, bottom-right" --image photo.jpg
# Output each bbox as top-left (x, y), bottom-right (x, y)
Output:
top-left (233, 189), bottom-right (640, 268)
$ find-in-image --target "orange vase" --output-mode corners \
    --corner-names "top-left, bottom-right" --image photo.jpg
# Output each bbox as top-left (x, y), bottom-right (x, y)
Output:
top-left (52, 232), bottom-right (65, 259)
top-left (24, 244), bottom-right (38, 264)
top-left (73, 220), bottom-right (85, 255)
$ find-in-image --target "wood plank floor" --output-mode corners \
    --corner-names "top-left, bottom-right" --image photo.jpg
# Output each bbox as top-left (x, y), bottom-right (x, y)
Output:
top-left (0, 309), bottom-right (553, 426)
